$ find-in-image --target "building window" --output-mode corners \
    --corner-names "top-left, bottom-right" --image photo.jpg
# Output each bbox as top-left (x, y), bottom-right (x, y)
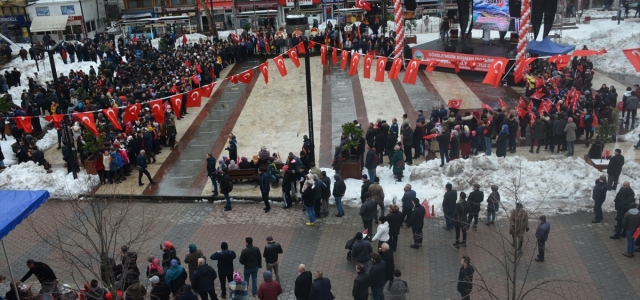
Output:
top-left (61, 5), bottom-right (76, 15)
top-left (35, 7), bottom-right (50, 16)
top-left (171, 0), bottom-right (195, 6)
top-left (127, 0), bottom-right (152, 8)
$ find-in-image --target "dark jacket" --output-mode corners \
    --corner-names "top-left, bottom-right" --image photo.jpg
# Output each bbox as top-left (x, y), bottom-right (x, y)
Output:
top-left (294, 271), bottom-right (313, 300)
top-left (449, 135), bottom-right (460, 157)
top-left (351, 239), bottom-right (373, 263)
top-left (220, 174), bottom-right (232, 194)
top-left (402, 127), bottom-right (413, 147)
top-left (369, 260), bottom-right (387, 289)
top-left (209, 249), bottom-right (236, 275)
top-left (408, 205), bottom-right (425, 229)
top-left (535, 221), bottom-right (551, 241)
top-left (401, 190), bottom-right (416, 210)
top-left (386, 211), bottom-right (404, 236)
top-left (360, 199), bottom-right (378, 222)
top-left (302, 186), bottom-right (316, 207)
top-left (365, 148), bottom-right (377, 169)
top-left (352, 272), bottom-right (370, 299)
top-left (457, 265), bottom-right (474, 294)
top-left (263, 242), bottom-right (283, 264)
top-left (206, 157), bottom-right (216, 177)
top-left (191, 264), bottom-right (217, 293)
top-left (136, 154), bottom-right (147, 169)
top-left (321, 176), bottom-right (331, 199)
top-left (20, 261), bottom-right (57, 283)
top-left (453, 201), bottom-right (471, 224)
top-left (622, 208), bottom-right (640, 231)
top-left (468, 190), bottom-right (484, 213)
top-left (176, 290), bottom-right (198, 300)
top-left (169, 268), bottom-right (187, 295)
top-left (259, 172), bottom-right (270, 193)
top-left (332, 178), bottom-right (346, 197)
top-left (443, 190), bottom-right (457, 215)
top-left (592, 179), bottom-right (608, 202)
top-left (309, 277), bottom-right (334, 300)
top-left (436, 132), bottom-right (450, 150)
top-left (380, 249), bottom-right (395, 282)
top-left (607, 154), bottom-right (624, 177)
top-left (360, 180), bottom-right (372, 202)
top-left (614, 187), bottom-right (636, 221)
top-left (487, 191), bottom-right (501, 213)
top-left (239, 245), bottom-right (262, 269)
top-left (85, 287), bottom-right (107, 300)
top-left (531, 119), bottom-right (546, 140)
top-left (150, 281), bottom-right (171, 300)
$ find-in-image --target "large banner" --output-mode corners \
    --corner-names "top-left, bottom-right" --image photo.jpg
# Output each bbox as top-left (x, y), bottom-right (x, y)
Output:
top-left (411, 49), bottom-right (497, 72)
top-left (472, 0), bottom-right (511, 31)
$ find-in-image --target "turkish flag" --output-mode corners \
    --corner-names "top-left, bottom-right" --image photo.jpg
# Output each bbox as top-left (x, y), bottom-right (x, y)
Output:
top-left (593, 113), bottom-right (599, 127)
top-left (482, 103), bottom-right (493, 112)
top-left (238, 69), bottom-right (254, 85)
top-left (170, 95), bottom-right (182, 119)
top-left (332, 47), bottom-right (337, 65)
top-left (375, 57), bottom-right (388, 82)
top-left (529, 112), bottom-right (536, 126)
top-left (448, 99), bottom-right (462, 110)
top-left (76, 112), bottom-right (99, 136)
top-left (308, 40), bottom-right (316, 49)
top-left (287, 48), bottom-right (300, 68)
top-left (297, 42), bottom-right (306, 54)
top-left (187, 88), bottom-right (202, 108)
top-left (229, 74), bottom-right (238, 84)
top-left (202, 82), bottom-right (215, 97)
top-left (102, 108), bottom-right (122, 130)
top-left (449, 59), bottom-right (461, 73)
top-left (426, 60), bottom-right (439, 73)
top-left (403, 60), bottom-right (420, 84)
top-left (355, 0), bottom-right (371, 10)
top-left (274, 55), bottom-right (288, 77)
top-left (514, 57), bottom-right (537, 83)
top-left (516, 107), bottom-right (527, 118)
top-left (531, 89), bottom-right (545, 99)
top-left (423, 133), bottom-right (439, 139)
top-left (572, 49), bottom-right (606, 56)
top-left (149, 100), bottom-right (165, 124)
top-left (527, 101), bottom-right (533, 111)
top-left (348, 53), bottom-right (360, 76)
top-left (499, 97), bottom-right (507, 108)
top-left (466, 59), bottom-right (484, 71)
top-left (44, 114), bottom-right (64, 126)
top-left (556, 101), bottom-right (561, 112)
top-left (341, 50), bottom-right (349, 70)
top-left (15, 116), bottom-right (33, 133)
top-left (549, 55), bottom-right (571, 70)
top-left (320, 44), bottom-right (327, 65)
top-left (388, 58), bottom-right (402, 79)
top-left (623, 48), bottom-right (640, 72)
top-left (124, 103), bottom-right (141, 124)
top-left (258, 62), bottom-right (269, 84)
top-left (539, 99), bottom-right (552, 113)
top-left (363, 53), bottom-right (374, 79)
top-left (518, 97), bottom-right (527, 109)
top-left (482, 58), bottom-right (508, 87)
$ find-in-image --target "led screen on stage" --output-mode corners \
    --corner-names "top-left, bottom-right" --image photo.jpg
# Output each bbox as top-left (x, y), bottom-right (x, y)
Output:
top-left (472, 0), bottom-right (511, 31)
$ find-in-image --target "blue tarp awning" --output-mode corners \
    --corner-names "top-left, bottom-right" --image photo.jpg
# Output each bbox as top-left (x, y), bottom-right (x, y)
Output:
top-left (0, 190), bottom-right (50, 240)
top-left (528, 37), bottom-right (576, 56)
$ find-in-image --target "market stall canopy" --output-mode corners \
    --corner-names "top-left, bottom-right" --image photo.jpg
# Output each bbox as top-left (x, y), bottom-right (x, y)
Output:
top-left (528, 36), bottom-right (576, 56)
top-left (30, 15), bottom-right (68, 33)
top-left (0, 190), bottom-right (50, 240)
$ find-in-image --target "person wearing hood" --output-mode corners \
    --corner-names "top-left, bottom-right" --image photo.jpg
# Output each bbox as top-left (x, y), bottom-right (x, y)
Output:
top-left (191, 258), bottom-right (218, 300)
top-left (592, 175), bottom-right (609, 223)
top-left (390, 145), bottom-right (405, 182)
top-left (535, 215), bottom-right (550, 262)
top-left (453, 192), bottom-right (471, 249)
top-left (125, 280), bottom-right (146, 300)
top-left (229, 272), bottom-right (249, 300)
top-left (147, 258), bottom-right (164, 278)
top-left (496, 124), bottom-right (509, 157)
top-left (149, 276), bottom-right (170, 300)
top-left (165, 259), bottom-right (187, 297)
top-left (460, 125), bottom-right (472, 159)
top-left (238, 156), bottom-right (251, 169)
top-left (161, 241), bottom-right (177, 270)
top-left (184, 244), bottom-right (204, 281)
top-left (449, 129), bottom-right (461, 160)
top-left (257, 270), bottom-right (282, 300)
top-left (621, 202), bottom-right (640, 258)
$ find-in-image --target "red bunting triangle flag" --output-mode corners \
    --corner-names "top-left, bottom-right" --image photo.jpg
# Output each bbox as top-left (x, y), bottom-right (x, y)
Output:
top-left (273, 55), bottom-right (288, 77)
top-left (375, 57), bottom-right (387, 82)
top-left (238, 69), bottom-right (254, 85)
top-left (287, 48), bottom-right (300, 68)
top-left (258, 62), bottom-right (269, 84)
top-left (102, 108), bottom-right (122, 130)
top-left (363, 53), bottom-right (374, 79)
top-left (187, 88), bottom-right (202, 108)
top-left (149, 99), bottom-right (165, 124)
top-left (348, 53), bottom-right (360, 76)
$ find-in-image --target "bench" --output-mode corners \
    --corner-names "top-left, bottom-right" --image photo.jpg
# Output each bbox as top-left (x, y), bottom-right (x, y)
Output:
top-left (227, 169), bottom-right (258, 181)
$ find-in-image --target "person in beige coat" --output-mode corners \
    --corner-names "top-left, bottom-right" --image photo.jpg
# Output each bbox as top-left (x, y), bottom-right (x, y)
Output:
top-left (564, 117), bottom-right (577, 156)
top-left (509, 203), bottom-right (529, 253)
top-left (368, 177), bottom-right (385, 223)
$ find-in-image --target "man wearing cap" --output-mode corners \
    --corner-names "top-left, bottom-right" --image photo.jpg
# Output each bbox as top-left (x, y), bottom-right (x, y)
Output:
top-left (360, 174), bottom-right (372, 204)
top-left (263, 236), bottom-right (283, 282)
top-left (534, 215), bottom-right (550, 262)
top-left (607, 149), bottom-right (624, 190)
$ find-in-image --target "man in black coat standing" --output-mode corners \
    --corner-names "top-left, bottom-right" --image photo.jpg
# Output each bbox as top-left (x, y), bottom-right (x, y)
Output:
top-left (386, 205), bottom-right (404, 251)
top-left (239, 237), bottom-right (262, 296)
top-left (258, 168), bottom-right (271, 212)
top-left (210, 242), bottom-right (236, 299)
top-left (401, 184), bottom-right (416, 227)
top-left (467, 183), bottom-right (484, 230)
top-left (592, 174), bottom-right (608, 223)
top-left (368, 253), bottom-right (387, 300)
top-left (294, 264), bottom-right (312, 300)
top-left (607, 149), bottom-right (624, 190)
top-left (378, 243), bottom-right (395, 282)
top-left (206, 153), bottom-right (218, 196)
top-left (191, 258), bottom-right (217, 300)
top-left (611, 181), bottom-right (636, 239)
top-left (408, 198), bottom-right (425, 249)
top-left (360, 175), bottom-right (372, 203)
top-left (137, 150), bottom-right (155, 186)
top-left (351, 263), bottom-right (369, 300)
top-left (442, 183), bottom-right (457, 230)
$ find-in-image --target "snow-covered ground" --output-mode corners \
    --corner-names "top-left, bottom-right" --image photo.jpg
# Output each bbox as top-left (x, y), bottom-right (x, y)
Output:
top-left (320, 154), bottom-right (640, 217)
top-left (0, 161), bottom-right (99, 199)
top-left (0, 137), bottom-right (18, 165)
top-left (36, 130), bottom-right (58, 150)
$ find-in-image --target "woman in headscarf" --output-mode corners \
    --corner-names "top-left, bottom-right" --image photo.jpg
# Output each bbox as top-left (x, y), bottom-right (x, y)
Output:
top-left (165, 259), bottom-right (187, 298)
top-left (496, 124), bottom-right (509, 158)
top-left (161, 241), bottom-right (177, 270)
top-left (228, 160), bottom-right (239, 170)
top-left (238, 156), bottom-right (251, 169)
top-left (229, 272), bottom-right (248, 300)
top-left (217, 159), bottom-right (227, 172)
top-left (449, 130), bottom-right (460, 161)
top-left (460, 125), bottom-right (472, 159)
top-left (147, 257), bottom-right (164, 278)
top-left (183, 244), bottom-right (203, 281)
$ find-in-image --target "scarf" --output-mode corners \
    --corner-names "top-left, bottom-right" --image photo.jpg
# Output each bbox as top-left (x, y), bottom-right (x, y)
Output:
top-left (149, 258), bottom-right (164, 275)
top-left (165, 260), bottom-right (184, 285)
top-left (499, 124), bottom-right (509, 135)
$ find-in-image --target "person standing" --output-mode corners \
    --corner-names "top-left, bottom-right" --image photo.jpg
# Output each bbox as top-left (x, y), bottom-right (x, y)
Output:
top-left (485, 185), bottom-right (500, 226)
top-left (365, 145), bottom-right (378, 181)
top-left (389, 145), bottom-right (405, 182)
top-left (239, 237), bottom-right (262, 297)
top-left (611, 182), bottom-right (636, 239)
top-left (401, 184), bottom-right (416, 226)
top-left (408, 198), bottom-right (425, 249)
top-left (509, 203), bottom-right (529, 254)
top-left (607, 149), bottom-right (624, 190)
top-left (368, 177), bottom-right (386, 223)
top-left (379, 243), bottom-right (395, 283)
top-left (229, 272), bottom-right (249, 300)
top-left (294, 264), bottom-right (312, 300)
top-left (149, 276), bottom-right (170, 300)
top-left (320, 171), bottom-right (331, 217)
top-left (257, 271), bottom-right (282, 300)
top-left (206, 153), bottom-right (219, 196)
top-left (352, 263), bottom-right (370, 300)
top-left (210, 242), bottom-right (236, 300)
top-left (333, 174), bottom-right (346, 217)
top-left (136, 150), bottom-right (155, 186)
top-left (20, 259), bottom-right (58, 295)
top-left (535, 215), bottom-right (551, 262)
top-left (368, 254), bottom-right (386, 300)
top-left (386, 205), bottom-right (403, 251)
top-left (564, 117), bottom-right (577, 156)
top-left (351, 232), bottom-right (373, 274)
top-left (529, 116), bottom-right (546, 154)
top-left (436, 128), bottom-right (451, 167)
top-left (401, 124), bottom-right (414, 165)
top-left (467, 183), bottom-right (484, 231)
top-left (263, 236), bottom-right (283, 282)
top-left (258, 168), bottom-right (271, 212)
top-left (360, 174), bottom-right (372, 203)
top-left (453, 192), bottom-right (470, 249)
top-left (386, 269), bottom-right (409, 300)
top-left (220, 169), bottom-right (233, 211)
top-left (622, 203), bottom-right (640, 258)
top-left (302, 180), bottom-right (316, 226)
top-left (372, 215), bottom-right (390, 249)
top-left (309, 271), bottom-right (334, 300)
top-left (443, 183), bottom-right (457, 230)
top-left (457, 256), bottom-right (474, 300)
top-left (592, 175), bottom-right (608, 223)
top-left (184, 244), bottom-right (204, 281)
top-left (191, 258), bottom-right (218, 300)
top-left (360, 193), bottom-right (377, 239)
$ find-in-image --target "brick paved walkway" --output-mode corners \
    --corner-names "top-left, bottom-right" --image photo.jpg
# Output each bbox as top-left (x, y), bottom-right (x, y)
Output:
top-left (1, 202), bottom-right (639, 300)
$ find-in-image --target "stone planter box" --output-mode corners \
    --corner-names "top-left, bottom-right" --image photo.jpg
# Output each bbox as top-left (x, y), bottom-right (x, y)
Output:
top-left (341, 156), bottom-right (362, 180)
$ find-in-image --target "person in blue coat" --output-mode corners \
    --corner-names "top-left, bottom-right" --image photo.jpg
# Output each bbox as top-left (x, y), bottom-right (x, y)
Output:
top-left (258, 168), bottom-right (271, 212)
top-left (210, 242), bottom-right (237, 299)
top-left (191, 259), bottom-right (218, 300)
top-left (136, 150), bottom-right (155, 186)
top-left (591, 175), bottom-right (608, 223)
top-left (309, 271), bottom-right (334, 300)
top-left (109, 151), bottom-right (120, 184)
top-left (535, 215), bottom-right (551, 262)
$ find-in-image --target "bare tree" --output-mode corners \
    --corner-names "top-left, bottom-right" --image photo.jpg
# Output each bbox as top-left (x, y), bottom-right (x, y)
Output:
top-left (199, 0), bottom-right (219, 37)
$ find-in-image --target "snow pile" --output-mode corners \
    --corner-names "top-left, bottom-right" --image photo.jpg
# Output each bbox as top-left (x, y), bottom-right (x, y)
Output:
top-left (0, 138), bottom-right (17, 165)
top-left (561, 19), bottom-right (640, 78)
top-left (36, 130), bottom-right (58, 151)
top-left (322, 154), bottom-right (640, 217)
top-left (582, 9), bottom-right (618, 19)
top-left (0, 161), bottom-right (99, 199)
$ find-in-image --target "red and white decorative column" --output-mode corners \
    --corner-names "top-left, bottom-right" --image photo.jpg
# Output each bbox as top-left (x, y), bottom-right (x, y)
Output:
top-left (393, 0), bottom-right (404, 60)
top-left (514, 0), bottom-right (531, 82)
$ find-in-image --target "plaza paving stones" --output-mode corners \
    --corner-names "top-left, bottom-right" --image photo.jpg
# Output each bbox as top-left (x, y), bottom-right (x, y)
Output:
top-left (425, 71), bottom-right (483, 110)
top-left (2, 202), bottom-right (639, 300)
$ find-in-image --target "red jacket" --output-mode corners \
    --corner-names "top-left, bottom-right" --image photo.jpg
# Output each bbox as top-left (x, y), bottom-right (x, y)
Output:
top-left (257, 280), bottom-right (282, 300)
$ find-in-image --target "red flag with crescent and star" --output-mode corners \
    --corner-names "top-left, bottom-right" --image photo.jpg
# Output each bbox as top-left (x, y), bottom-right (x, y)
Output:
top-left (466, 59), bottom-right (484, 72)
top-left (341, 50), bottom-right (349, 70)
top-left (76, 112), bottom-right (99, 136)
top-left (170, 95), bottom-right (182, 119)
top-left (308, 40), bottom-right (316, 49)
top-left (273, 55), bottom-right (287, 77)
top-left (516, 107), bottom-right (527, 118)
top-left (320, 44), bottom-right (327, 65)
top-left (375, 57), bottom-right (388, 82)
top-left (499, 97), bottom-right (507, 108)
top-left (187, 88), bottom-right (202, 108)
top-left (514, 57), bottom-right (537, 83)
top-left (149, 100), bottom-right (165, 124)
top-left (258, 62), bottom-right (269, 84)
top-left (623, 48), bottom-right (640, 72)
top-left (297, 42), bottom-right (306, 54)
top-left (355, 0), bottom-right (371, 10)
top-left (349, 53), bottom-right (360, 76)
top-left (102, 108), bottom-right (122, 130)
top-left (529, 111), bottom-right (536, 126)
top-left (482, 58), bottom-right (508, 87)
top-left (287, 48), bottom-right (300, 68)
top-left (448, 99), bottom-right (462, 110)
top-left (549, 55), bottom-right (571, 70)
top-left (229, 74), bottom-right (239, 84)
top-left (202, 82), bottom-right (215, 97)
top-left (124, 103), bottom-right (141, 124)
top-left (426, 60), bottom-right (440, 73)
top-left (531, 89), bottom-right (545, 99)
top-left (363, 53), bottom-right (374, 79)
top-left (449, 59), bottom-right (461, 73)
top-left (44, 114), bottom-right (64, 126)
top-left (332, 47), bottom-right (338, 65)
top-left (238, 69), bottom-right (254, 85)
top-left (403, 60), bottom-right (420, 84)
top-left (15, 116), bottom-right (33, 133)
top-left (539, 99), bottom-right (552, 113)
top-left (518, 97), bottom-right (527, 109)
top-left (388, 58), bottom-right (402, 79)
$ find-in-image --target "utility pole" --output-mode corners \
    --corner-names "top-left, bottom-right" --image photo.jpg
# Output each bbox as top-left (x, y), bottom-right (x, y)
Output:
top-left (303, 37), bottom-right (315, 165)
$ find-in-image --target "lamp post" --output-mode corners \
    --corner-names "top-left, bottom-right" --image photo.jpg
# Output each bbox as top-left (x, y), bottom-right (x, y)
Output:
top-left (21, 5), bottom-right (39, 71)
top-left (303, 36), bottom-right (315, 164)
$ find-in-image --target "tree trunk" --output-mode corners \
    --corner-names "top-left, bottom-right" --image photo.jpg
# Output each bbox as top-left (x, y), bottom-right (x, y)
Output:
top-left (199, 0), bottom-right (218, 37)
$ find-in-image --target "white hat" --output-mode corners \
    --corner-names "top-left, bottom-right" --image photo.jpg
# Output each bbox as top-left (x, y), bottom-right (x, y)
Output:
top-left (149, 276), bottom-right (160, 284)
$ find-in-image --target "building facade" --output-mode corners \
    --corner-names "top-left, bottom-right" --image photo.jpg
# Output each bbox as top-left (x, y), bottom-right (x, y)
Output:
top-left (0, 0), bottom-right (32, 43)
top-left (27, 0), bottom-right (106, 42)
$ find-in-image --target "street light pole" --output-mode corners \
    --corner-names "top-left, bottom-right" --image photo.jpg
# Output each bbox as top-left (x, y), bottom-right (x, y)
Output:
top-left (303, 37), bottom-right (315, 165)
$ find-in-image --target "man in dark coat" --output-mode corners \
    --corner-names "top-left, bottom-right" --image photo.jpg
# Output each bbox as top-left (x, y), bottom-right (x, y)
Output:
top-left (368, 253), bottom-right (387, 300)
top-left (386, 205), bottom-right (404, 251)
top-left (309, 271), bottom-right (334, 300)
top-left (365, 145), bottom-right (377, 182)
top-left (607, 149), bottom-right (624, 190)
top-left (401, 184), bottom-right (417, 226)
top-left (360, 193), bottom-right (377, 241)
top-left (436, 129), bottom-right (451, 167)
top-left (150, 275), bottom-right (170, 300)
top-left (210, 242), bottom-right (236, 299)
top-left (442, 183), bottom-right (457, 230)
top-left (21, 260), bottom-right (57, 293)
top-left (534, 215), bottom-right (551, 262)
top-left (191, 259), bottom-right (217, 300)
top-left (258, 168), bottom-right (271, 212)
top-left (351, 232), bottom-right (373, 274)
top-left (611, 181), bottom-right (636, 239)
top-left (408, 198), bottom-right (425, 249)
top-left (379, 243), bottom-right (395, 282)
top-left (239, 237), bottom-right (262, 296)
top-left (351, 263), bottom-right (369, 300)
top-left (592, 174), bottom-right (608, 223)
top-left (457, 256), bottom-right (474, 299)
top-left (206, 153), bottom-right (218, 196)
top-left (294, 264), bottom-right (312, 300)
top-left (467, 183), bottom-right (484, 230)
top-left (137, 150), bottom-right (155, 186)
top-left (360, 174), bottom-right (372, 203)
top-left (225, 140), bottom-right (237, 163)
